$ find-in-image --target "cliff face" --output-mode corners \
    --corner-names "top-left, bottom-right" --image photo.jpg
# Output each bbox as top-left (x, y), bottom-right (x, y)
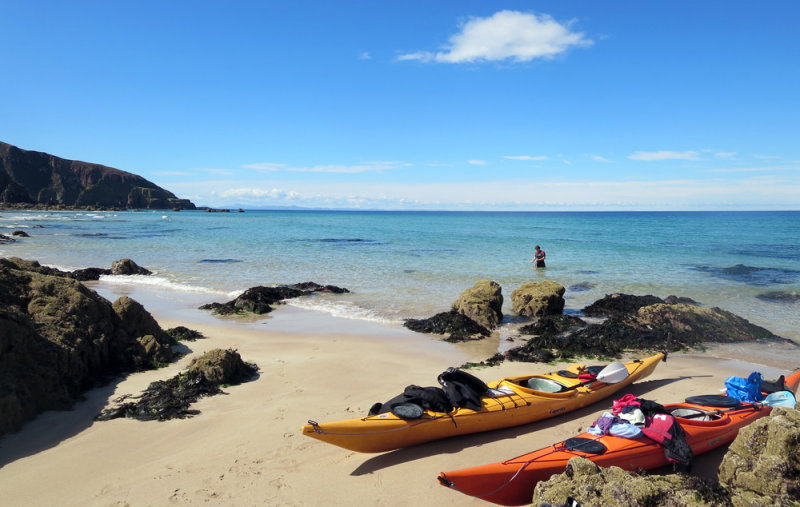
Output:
top-left (0, 141), bottom-right (196, 210)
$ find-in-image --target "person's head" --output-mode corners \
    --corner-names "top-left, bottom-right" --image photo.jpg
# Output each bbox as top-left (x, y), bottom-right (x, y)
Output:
top-left (535, 245), bottom-right (541, 251)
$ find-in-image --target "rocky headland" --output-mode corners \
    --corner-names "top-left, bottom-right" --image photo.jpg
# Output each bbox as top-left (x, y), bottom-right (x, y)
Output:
top-left (0, 141), bottom-right (195, 210)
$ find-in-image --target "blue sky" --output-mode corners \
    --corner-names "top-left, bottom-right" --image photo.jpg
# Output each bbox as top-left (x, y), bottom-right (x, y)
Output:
top-left (2, 1), bottom-right (799, 210)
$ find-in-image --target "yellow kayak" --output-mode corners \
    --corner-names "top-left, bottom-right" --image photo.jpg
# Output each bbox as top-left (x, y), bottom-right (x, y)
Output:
top-left (301, 352), bottom-right (665, 453)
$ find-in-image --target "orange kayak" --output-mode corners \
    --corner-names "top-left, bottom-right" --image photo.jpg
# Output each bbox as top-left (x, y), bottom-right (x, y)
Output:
top-left (302, 353), bottom-right (664, 453)
top-left (438, 369), bottom-right (800, 506)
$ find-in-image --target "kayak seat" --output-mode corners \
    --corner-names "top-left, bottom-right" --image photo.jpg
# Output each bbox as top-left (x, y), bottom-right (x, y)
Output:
top-left (526, 377), bottom-right (568, 393)
top-left (670, 407), bottom-right (720, 421)
top-left (685, 395), bottom-right (741, 408)
top-left (557, 365), bottom-right (605, 379)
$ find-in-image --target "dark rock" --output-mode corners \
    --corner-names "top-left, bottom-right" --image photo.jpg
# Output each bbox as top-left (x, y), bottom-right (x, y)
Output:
top-left (568, 281), bottom-right (595, 292)
top-left (511, 281), bottom-right (565, 318)
top-left (582, 293), bottom-right (665, 318)
top-left (664, 295), bottom-right (699, 305)
top-left (0, 257), bottom-right (176, 437)
top-left (452, 280), bottom-right (504, 330)
top-left (166, 326), bottom-right (204, 341)
top-left (95, 349), bottom-right (258, 422)
top-left (288, 281), bottom-right (350, 294)
top-left (0, 234), bottom-right (15, 243)
top-left (69, 267), bottom-right (112, 281)
top-left (503, 345), bottom-right (556, 363)
top-left (756, 290), bottom-right (800, 303)
top-left (533, 456), bottom-right (730, 506)
top-left (11, 230), bottom-right (30, 237)
top-left (519, 314), bottom-right (586, 336)
top-left (459, 353), bottom-right (505, 369)
top-left (111, 258), bottom-right (152, 275)
top-left (199, 282), bottom-right (349, 315)
top-left (0, 141), bottom-right (196, 210)
top-left (404, 310), bottom-right (491, 342)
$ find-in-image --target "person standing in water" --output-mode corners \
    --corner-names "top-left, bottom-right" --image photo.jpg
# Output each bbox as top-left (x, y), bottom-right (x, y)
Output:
top-left (530, 245), bottom-right (546, 268)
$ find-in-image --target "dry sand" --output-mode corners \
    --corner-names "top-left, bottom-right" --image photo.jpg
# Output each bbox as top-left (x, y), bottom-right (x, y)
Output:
top-left (0, 306), bottom-right (797, 507)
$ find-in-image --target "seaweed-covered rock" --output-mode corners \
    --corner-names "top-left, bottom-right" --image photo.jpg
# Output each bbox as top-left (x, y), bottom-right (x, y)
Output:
top-left (0, 257), bottom-right (176, 437)
top-left (70, 267), bottom-right (112, 281)
top-left (199, 282), bottom-right (348, 315)
top-left (404, 310), bottom-right (490, 342)
top-left (503, 345), bottom-right (556, 363)
top-left (533, 456), bottom-right (730, 506)
top-left (452, 279), bottom-right (503, 330)
top-left (718, 407), bottom-right (800, 506)
top-left (110, 258), bottom-right (152, 275)
top-left (519, 314), bottom-right (586, 336)
top-left (757, 290), bottom-right (800, 303)
top-left (511, 281), bottom-right (565, 318)
top-left (188, 348), bottom-right (259, 385)
top-left (582, 293), bottom-right (665, 318)
top-left (11, 230), bottom-right (30, 237)
top-left (166, 326), bottom-right (204, 341)
top-left (96, 348), bottom-right (258, 421)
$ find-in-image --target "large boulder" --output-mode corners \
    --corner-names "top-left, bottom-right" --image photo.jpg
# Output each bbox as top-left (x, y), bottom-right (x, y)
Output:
top-left (582, 293), bottom-right (666, 318)
top-left (718, 407), bottom-right (800, 506)
top-left (452, 280), bottom-right (503, 330)
top-left (511, 281), bottom-right (565, 318)
top-left (533, 456), bottom-right (729, 506)
top-left (0, 257), bottom-right (175, 437)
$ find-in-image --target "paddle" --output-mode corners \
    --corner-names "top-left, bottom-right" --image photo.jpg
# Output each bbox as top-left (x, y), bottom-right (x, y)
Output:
top-left (560, 361), bottom-right (629, 392)
top-left (680, 390), bottom-right (796, 419)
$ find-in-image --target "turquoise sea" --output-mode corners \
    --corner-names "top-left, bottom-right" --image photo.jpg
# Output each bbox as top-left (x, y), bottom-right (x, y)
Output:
top-left (2, 210), bottom-right (799, 342)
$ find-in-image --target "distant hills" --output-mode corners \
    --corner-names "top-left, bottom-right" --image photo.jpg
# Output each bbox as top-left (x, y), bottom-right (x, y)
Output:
top-left (0, 141), bottom-right (195, 210)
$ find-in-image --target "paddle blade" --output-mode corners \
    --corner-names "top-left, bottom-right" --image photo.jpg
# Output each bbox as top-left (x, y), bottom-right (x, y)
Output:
top-left (596, 361), bottom-right (629, 384)
top-left (764, 391), bottom-right (797, 408)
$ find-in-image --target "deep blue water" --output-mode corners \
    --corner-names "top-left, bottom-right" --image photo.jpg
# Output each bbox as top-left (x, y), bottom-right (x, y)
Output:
top-left (2, 210), bottom-right (798, 341)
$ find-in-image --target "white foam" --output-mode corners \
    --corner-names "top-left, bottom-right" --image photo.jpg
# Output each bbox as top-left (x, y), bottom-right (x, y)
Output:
top-left (285, 297), bottom-right (402, 325)
top-left (97, 274), bottom-right (231, 296)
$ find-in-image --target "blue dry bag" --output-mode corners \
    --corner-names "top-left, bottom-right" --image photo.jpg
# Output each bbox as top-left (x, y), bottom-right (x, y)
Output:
top-left (724, 372), bottom-right (765, 403)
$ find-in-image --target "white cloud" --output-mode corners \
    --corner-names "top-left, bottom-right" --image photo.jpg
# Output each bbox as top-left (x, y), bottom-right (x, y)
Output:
top-left (707, 165), bottom-right (800, 174)
top-left (398, 10), bottom-right (593, 64)
top-left (219, 188), bottom-right (297, 199)
top-left (468, 159), bottom-right (488, 165)
top-left (586, 154), bottom-right (611, 163)
top-left (628, 150), bottom-right (701, 161)
top-left (359, 52), bottom-right (371, 60)
top-left (505, 155), bottom-right (548, 161)
top-left (715, 152), bottom-right (737, 158)
top-left (205, 168), bottom-right (236, 176)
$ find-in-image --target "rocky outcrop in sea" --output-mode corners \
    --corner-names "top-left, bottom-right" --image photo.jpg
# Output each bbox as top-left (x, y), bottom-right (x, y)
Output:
top-left (0, 141), bottom-right (195, 210)
top-left (451, 279), bottom-right (504, 330)
top-left (199, 282), bottom-right (350, 315)
top-left (0, 256), bottom-right (176, 437)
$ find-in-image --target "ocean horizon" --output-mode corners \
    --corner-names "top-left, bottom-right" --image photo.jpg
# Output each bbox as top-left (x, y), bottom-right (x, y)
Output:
top-left (2, 209), bottom-right (799, 342)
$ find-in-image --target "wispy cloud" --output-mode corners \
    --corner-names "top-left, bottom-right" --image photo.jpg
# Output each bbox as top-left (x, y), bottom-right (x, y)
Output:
top-left (397, 10), bottom-right (593, 64)
top-left (241, 161), bottom-right (409, 174)
top-left (219, 188), bottom-right (299, 199)
top-left (628, 150), bottom-right (701, 161)
top-left (242, 162), bottom-right (286, 172)
top-left (359, 52), bottom-right (371, 60)
top-left (707, 165), bottom-right (800, 174)
top-left (715, 152), bottom-right (737, 159)
top-left (505, 155), bottom-right (548, 161)
top-left (468, 159), bottom-right (488, 165)
top-left (205, 168), bottom-right (236, 176)
top-left (586, 154), bottom-right (611, 162)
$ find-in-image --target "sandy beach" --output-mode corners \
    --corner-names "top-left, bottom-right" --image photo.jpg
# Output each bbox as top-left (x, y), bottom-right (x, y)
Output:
top-left (1, 297), bottom-right (796, 507)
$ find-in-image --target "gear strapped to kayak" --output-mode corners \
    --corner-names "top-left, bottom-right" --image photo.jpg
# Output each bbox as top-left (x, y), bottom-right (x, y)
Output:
top-left (438, 369), bottom-right (800, 506)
